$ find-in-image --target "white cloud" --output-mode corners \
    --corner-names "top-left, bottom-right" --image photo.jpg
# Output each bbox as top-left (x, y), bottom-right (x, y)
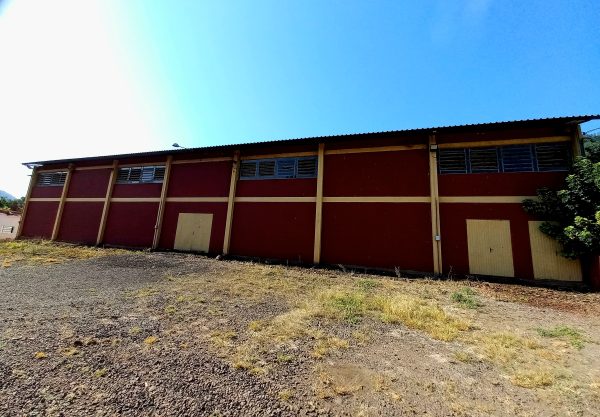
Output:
top-left (0, 0), bottom-right (166, 197)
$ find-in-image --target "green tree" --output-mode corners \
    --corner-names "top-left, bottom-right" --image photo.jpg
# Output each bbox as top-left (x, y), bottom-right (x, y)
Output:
top-left (523, 135), bottom-right (600, 259)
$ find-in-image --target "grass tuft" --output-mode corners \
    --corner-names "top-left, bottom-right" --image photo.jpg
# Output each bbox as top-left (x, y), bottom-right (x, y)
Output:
top-left (143, 335), bottom-right (159, 345)
top-left (536, 325), bottom-right (585, 349)
top-left (373, 294), bottom-right (469, 341)
top-left (312, 337), bottom-right (349, 358)
top-left (451, 287), bottom-right (482, 309)
top-left (34, 351), bottom-right (47, 359)
top-left (93, 368), bottom-right (108, 378)
top-left (511, 369), bottom-right (555, 388)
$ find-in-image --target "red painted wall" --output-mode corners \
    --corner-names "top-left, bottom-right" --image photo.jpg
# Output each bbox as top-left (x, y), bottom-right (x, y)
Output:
top-left (321, 202), bottom-right (433, 272)
top-left (68, 169), bottom-right (111, 198)
top-left (168, 162), bottom-right (231, 197)
top-left (323, 150), bottom-right (430, 197)
top-left (103, 202), bottom-right (158, 247)
top-left (57, 202), bottom-right (104, 244)
top-left (31, 185), bottom-right (63, 198)
top-left (230, 202), bottom-right (315, 263)
top-left (236, 179), bottom-right (316, 197)
top-left (159, 202), bottom-right (228, 253)
top-left (440, 203), bottom-right (534, 278)
top-left (21, 202), bottom-right (59, 239)
top-left (439, 172), bottom-right (567, 196)
top-left (112, 183), bottom-right (162, 198)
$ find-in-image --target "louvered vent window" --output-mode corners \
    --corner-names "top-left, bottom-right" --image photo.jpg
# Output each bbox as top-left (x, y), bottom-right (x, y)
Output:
top-left (439, 142), bottom-right (570, 174)
top-left (36, 171), bottom-right (67, 187)
top-left (500, 145), bottom-right (534, 172)
top-left (535, 143), bottom-right (570, 172)
top-left (469, 147), bottom-right (499, 173)
top-left (240, 157), bottom-right (318, 179)
top-left (116, 166), bottom-right (165, 184)
top-left (438, 149), bottom-right (467, 174)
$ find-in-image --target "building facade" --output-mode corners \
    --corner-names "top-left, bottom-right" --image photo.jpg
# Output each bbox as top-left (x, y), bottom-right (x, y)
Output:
top-left (18, 116), bottom-right (600, 285)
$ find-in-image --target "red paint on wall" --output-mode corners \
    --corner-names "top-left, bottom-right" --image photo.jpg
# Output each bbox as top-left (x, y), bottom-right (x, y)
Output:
top-left (21, 202), bottom-right (59, 239)
top-left (230, 202), bottom-right (315, 263)
top-left (324, 151), bottom-right (430, 197)
top-left (159, 202), bottom-right (228, 253)
top-left (439, 172), bottom-right (567, 196)
top-left (103, 202), bottom-right (158, 247)
top-left (321, 203), bottom-right (433, 272)
top-left (68, 169), bottom-right (111, 198)
top-left (31, 186), bottom-right (63, 198)
top-left (439, 203), bottom-right (534, 279)
top-left (236, 179), bottom-right (317, 197)
top-left (168, 162), bottom-right (232, 197)
top-left (112, 183), bottom-right (162, 198)
top-left (58, 202), bottom-right (104, 244)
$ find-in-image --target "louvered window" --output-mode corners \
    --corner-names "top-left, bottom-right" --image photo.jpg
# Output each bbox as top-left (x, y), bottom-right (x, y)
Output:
top-left (535, 143), bottom-right (570, 172)
top-left (36, 171), bottom-right (67, 187)
top-left (500, 145), bottom-right (534, 172)
top-left (240, 157), bottom-right (318, 179)
top-left (469, 148), bottom-right (499, 173)
top-left (116, 166), bottom-right (165, 184)
top-left (297, 157), bottom-right (318, 178)
top-left (438, 149), bottom-right (467, 174)
top-left (439, 142), bottom-right (570, 174)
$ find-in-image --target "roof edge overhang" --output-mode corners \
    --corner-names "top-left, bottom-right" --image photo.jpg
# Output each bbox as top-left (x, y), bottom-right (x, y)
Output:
top-left (22, 115), bottom-right (600, 167)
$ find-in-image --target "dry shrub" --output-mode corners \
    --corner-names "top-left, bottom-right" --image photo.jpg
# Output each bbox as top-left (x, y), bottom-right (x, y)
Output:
top-left (372, 294), bottom-right (470, 341)
top-left (0, 240), bottom-right (119, 267)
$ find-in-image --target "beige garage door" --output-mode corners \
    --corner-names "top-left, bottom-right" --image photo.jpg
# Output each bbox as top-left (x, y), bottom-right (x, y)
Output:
top-left (174, 213), bottom-right (213, 253)
top-left (528, 221), bottom-right (581, 281)
top-left (467, 219), bottom-right (514, 277)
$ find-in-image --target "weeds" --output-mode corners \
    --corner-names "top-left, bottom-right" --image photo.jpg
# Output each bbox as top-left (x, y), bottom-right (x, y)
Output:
top-left (34, 351), bottom-right (47, 359)
top-left (143, 336), bottom-right (158, 345)
top-left (536, 325), bottom-right (585, 349)
top-left (93, 368), bottom-right (108, 378)
top-left (0, 240), bottom-right (117, 267)
top-left (374, 294), bottom-right (469, 341)
top-left (511, 369), bottom-right (555, 388)
top-left (312, 337), bottom-right (349, 358)
top-left (451, 287), bottom-right (482, 309)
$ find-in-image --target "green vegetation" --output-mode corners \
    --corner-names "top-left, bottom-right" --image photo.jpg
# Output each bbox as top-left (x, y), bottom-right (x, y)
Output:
top-left (537, 325), bottom-right (585, 349)
top-left (451, 287), bottom-right (482, 309)
top-left (523, 134), bottom-right (600, 259)
top-left (0, 196), bottom-right (24, 213)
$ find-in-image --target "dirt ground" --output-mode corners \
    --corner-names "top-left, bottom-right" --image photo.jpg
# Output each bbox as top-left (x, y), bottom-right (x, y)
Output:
top-left (1, 242), bottom-right (599, 416)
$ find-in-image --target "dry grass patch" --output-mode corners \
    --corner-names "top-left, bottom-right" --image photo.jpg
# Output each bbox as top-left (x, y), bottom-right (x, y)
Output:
top-left (511, 368), bottom-right (555, 388)
top-left (373, 294), bottom-right (470, 341)
top-left (0, 240), bottom-right (119, 267)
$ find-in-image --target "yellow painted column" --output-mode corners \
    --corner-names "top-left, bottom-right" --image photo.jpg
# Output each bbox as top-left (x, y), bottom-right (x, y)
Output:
top-left (51, 164), bottom-right (74, 241)
top-left (16, 166), bottom-right (37, 239)
top-left (152, 156), bottom-right (173, 249)
top-left (223, 150), bottom-right (240, 255)
top-left (428, 135), bottom-right (442, 274)
top-left (96, 160), bottom-right (119, 245)
top-left (313, 143), bottom-right (325, 264)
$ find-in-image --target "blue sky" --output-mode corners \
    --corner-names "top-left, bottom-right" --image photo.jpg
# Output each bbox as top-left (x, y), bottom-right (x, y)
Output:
top-left (1, 0), bottom-right (599, 197)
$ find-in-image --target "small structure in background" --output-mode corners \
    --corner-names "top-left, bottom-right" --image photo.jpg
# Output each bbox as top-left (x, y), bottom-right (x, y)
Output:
top-left (0, 211), bottom-right (20, 240)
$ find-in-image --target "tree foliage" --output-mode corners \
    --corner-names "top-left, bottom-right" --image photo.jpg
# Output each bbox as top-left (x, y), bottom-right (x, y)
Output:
top-left (0, 196), bottom-right (25, 213)
top-left (523, 135), bottom-right (600, 259)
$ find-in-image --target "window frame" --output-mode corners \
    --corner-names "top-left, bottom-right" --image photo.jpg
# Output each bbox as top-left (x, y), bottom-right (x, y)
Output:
top-left (36, 171), bottom-right (68, 187)
top-left (116, 165), bottom-right (166, 184)
top-left (239, 156), bottom-right (318, 180)
top-left (438, 142), bottom-right (571, 175)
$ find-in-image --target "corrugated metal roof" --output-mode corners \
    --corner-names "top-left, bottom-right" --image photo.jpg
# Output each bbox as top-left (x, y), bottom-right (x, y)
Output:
top-left (23, 115), bottom-right (600, 166)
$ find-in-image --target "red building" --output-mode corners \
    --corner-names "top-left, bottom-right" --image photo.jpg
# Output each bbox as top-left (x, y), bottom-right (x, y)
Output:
top-left (18, 116), bottom-right (600, 286)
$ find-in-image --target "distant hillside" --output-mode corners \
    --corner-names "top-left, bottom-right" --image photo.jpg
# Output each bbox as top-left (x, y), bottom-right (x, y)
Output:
top-left (0, 190), bottom-right (16, 200)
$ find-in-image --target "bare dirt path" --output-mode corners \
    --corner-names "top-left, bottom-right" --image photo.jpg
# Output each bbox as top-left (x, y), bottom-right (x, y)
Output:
top-left (1, 243), bottom-right (599, 416)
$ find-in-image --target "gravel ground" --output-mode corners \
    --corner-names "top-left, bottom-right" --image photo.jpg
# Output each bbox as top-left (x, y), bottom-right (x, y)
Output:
top-left (1, 250), bottom-right (599, 416)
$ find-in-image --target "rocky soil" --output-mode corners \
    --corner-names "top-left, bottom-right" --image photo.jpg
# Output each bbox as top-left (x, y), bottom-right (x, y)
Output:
top-left (1, 250), bottom-right (599, 416)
